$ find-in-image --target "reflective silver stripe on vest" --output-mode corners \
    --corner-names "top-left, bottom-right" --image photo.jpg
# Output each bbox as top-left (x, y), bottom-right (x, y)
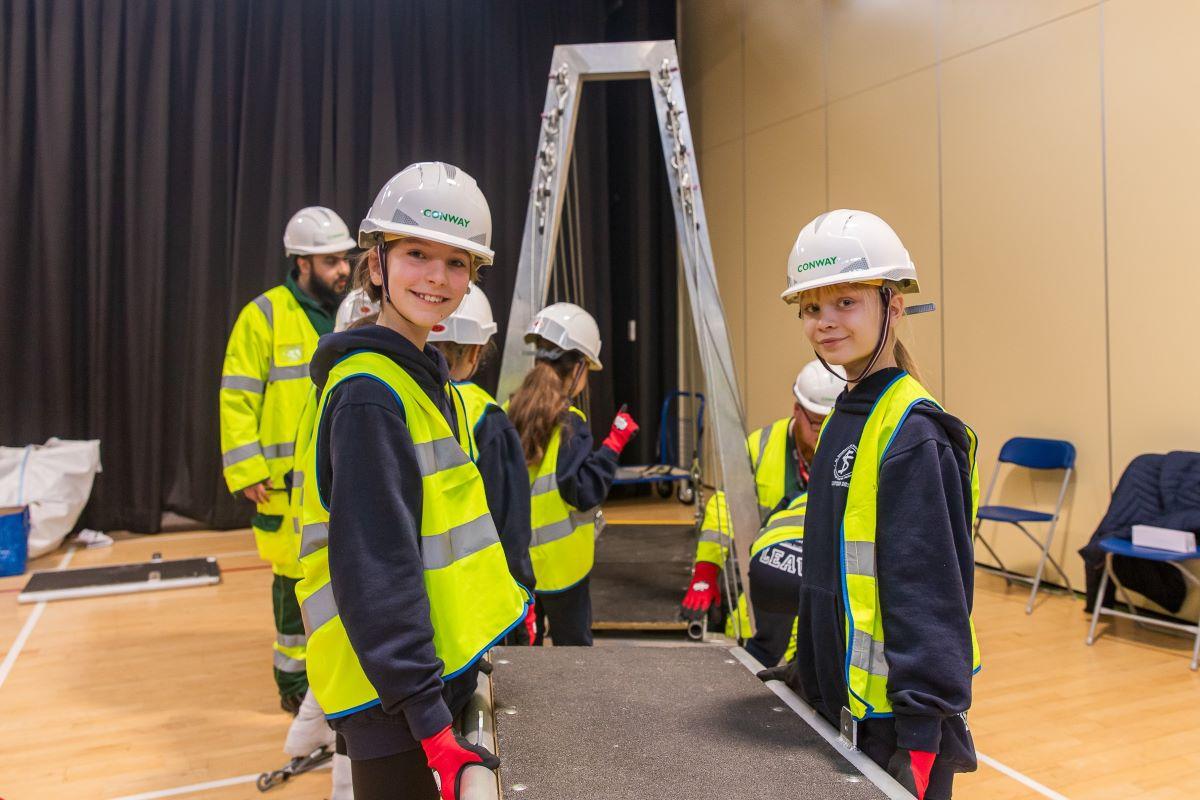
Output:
top-left (269, 363), bottom-right (310, 382)
top-left (263, 442), bottom-right (295, 460)
top-left (291, 471), bottom-right (305, 488)
top-left (301, 522), bottom-right (329, 559)
top-left (413, 436), bottom-right (471, 477)
top-left (421, 514), bottom-right (500, 570)
top-left (301, 582), bottom-right (338, 636)
top-left (531, 473), bottom-right (557, 496)
top-left (762, 512), bottom-right (805, 533)
top-left (277, 632), bottom-right (307, 648)
top-left (849, 629), bottom-right (889, 678)
top-left (222, 441), bottom-right (264, 468)
top-left (221, 375), bottom-right (265, 393)
top-left (698, 528), bottom-right (732, 546)
top-left (532, 510), bottom-right (595, 548)
top-left (844, 540), bottom-right (876, 577)
top-left (753, 423), bottom-right (774, 472)
top-left (273, 650), bottom-right (306, 673)
top-left (253, 294), bottom-right (274, 327)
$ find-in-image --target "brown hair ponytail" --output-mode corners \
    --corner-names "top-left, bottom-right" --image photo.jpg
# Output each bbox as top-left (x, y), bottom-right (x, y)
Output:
top-left (508, 344), bottom-right (584, 466)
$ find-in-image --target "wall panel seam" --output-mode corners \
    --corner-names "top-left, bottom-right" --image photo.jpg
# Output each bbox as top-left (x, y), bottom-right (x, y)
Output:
top-left (940, 2), bottom-right (1102, 66)
top-left (1098, 2), bottom-right (1113, 490)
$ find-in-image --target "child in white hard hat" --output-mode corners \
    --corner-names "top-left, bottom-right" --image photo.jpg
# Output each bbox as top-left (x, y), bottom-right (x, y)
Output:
top-left (293, 162), bottom-right (529, 799)
top-left (506, 302), bottom-right (639, 646)
top-left (430, 284), bottom-right (537, 643)
top-left (770, 209), bottom-right (980, 800)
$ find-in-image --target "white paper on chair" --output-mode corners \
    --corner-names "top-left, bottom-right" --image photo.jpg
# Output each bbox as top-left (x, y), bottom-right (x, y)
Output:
top-left (1131, 525), bottom-right (1197, 554)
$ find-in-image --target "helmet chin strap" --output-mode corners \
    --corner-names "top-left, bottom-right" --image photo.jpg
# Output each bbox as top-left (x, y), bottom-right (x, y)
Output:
top-left (376, 242), bottom-right (425, 335)
top-left (816, 286), bottom-right (893, 384)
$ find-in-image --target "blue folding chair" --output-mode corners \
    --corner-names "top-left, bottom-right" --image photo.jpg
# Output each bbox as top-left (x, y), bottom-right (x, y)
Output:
top-left (973, 437), bottom-right (1076, 614)
top-left (1085, 536), bottom-right (1200, 671)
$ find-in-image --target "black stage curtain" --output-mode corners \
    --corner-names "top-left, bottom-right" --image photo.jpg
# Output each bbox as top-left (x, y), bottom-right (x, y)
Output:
top-left (0, 0), bottom-right (677, 531)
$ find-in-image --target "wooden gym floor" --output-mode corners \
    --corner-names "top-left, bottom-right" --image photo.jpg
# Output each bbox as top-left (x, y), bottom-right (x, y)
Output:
top-left (1, 497), bottom-right (1197, 799)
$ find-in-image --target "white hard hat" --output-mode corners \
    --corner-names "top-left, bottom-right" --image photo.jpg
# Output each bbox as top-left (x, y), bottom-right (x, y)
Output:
top-left (334, 287), bottom-right (380, 332)
top-left (358, 162), bottom-right (494, 266)
top-left (526, 302), bottom-right (603, 371)
top-left (428, 284), bottom-right (497, 345)
top-left (781, 209), bottom-right (919, 303)
top-left (793, 359), bottom-right (846, 416)
top-left (283, 206), bottom-right (356, 256)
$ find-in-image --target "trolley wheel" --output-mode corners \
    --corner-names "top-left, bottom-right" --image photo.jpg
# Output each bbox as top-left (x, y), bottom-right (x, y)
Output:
top-left (655, 481), bottom-right (673, 499)
top-left (677, 482), bottom-right (696, 505)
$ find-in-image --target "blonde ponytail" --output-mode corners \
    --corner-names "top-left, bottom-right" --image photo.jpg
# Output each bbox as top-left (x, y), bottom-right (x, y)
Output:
top-left (893, 339), bottom-right (923, 385)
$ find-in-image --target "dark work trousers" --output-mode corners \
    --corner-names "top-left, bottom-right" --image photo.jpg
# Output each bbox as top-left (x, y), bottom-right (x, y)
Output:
top-left (533, 576), bottom-right (593, 646)
top-left (349, 748), bottom-right (437, 799)
top-left (744, 608), bottom-right (796, 668)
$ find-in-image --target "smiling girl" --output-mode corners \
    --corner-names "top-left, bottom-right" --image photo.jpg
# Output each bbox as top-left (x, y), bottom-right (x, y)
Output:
top-left (294, 163), bottom-right (529, 799)
top-left (777, 210), bottom-right (980, 800)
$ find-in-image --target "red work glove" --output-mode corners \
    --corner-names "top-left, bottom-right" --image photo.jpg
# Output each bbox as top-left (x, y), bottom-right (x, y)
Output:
top-left (421, 725), bottom-right (501, 800)
top-left (523, 604), bottom-right (537, 642)
top-left (680, 561), bottom-right (721, 616)
top-left (601, 409), bottom-right (639, 455)
top-left (887, 749), bottom-right (936, 799)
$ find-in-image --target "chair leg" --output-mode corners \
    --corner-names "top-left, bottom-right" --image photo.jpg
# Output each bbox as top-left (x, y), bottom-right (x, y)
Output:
top-left (1086, 558), bottom-right (1110, 646)
top-left (1021, 522), bottom-right (1050, 614)
top-left (1191, 617), bottom-right (1200, 672)
top-left (973, 522), bottom-right (1012, 586)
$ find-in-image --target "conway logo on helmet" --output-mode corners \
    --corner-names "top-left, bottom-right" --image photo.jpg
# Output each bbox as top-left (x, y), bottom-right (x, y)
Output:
top-left (795, 256), bottom-right (838, 273)
top-left (423, 208), bottom-right (471, 228)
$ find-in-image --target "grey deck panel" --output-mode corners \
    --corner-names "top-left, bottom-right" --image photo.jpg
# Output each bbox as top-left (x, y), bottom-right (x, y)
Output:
top-left (491, 645), bottom-right (887, 799)
top-left (591, 523), bottom-right (695, 626)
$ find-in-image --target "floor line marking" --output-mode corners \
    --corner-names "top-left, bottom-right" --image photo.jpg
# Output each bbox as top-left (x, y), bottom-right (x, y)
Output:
top-left (977, 752), bottom-right (1071, 800)
top-left (0, 547), bottom-right (75, 692)
top-left (108, 762), bottom-right (332, 800)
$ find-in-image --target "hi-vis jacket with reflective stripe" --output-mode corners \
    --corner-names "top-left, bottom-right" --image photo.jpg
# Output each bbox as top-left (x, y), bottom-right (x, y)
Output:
top-left (528, 407), bottom-right (597, 593)
top-left (449, 381), bottom-right (497, 462)
top-left (839, 373), bottom-right (982, 720)
top-left (294, 351), bottom-right (529, 718)
top-left (220, 285), bottom-right (319, 571)
top-left (695, 417), bottom-right (792, 565)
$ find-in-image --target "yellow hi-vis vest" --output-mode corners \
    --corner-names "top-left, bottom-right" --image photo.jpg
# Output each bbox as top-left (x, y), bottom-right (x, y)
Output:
top-left (840, 372), bottom-right (982, 720)
top-left (725, 493), bottom-right (806, 662)
top-left (528, 407), bottom-right (597, 593)
top-left (449, 381), bottom-right (499, 462)
top-left (695, 418), bottom-right (792, 566)
top-left (219, 285), bottom-right (318, 574)
top-left (294, 351), bottom-right (529, 718)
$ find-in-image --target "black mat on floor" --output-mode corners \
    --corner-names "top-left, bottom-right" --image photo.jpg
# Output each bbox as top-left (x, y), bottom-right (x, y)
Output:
top-left (591, 523), bottom-right (694, 627)
top-left (491, 645), bottom-right (887, 799)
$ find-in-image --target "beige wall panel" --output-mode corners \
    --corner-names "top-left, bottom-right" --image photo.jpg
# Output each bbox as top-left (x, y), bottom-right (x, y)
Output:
top-left (743, 109), bottom-right (826, 430)
top-left (744, 0), bottom-right (824, 134)
top-left (1104, 0), bottom-right (1200, 472)
top-left (827, 68), bottom-right (943, 398)
top-left (1104, 0), bottom-right (1200, 620)
top-left (697, 138), bottom-right (749, 398)
top-left (941, 0), bottom-right (1099, 60)
top-left (682, 0), bottom-right (744, 151)
top-left (941, 10), bottom-right (1106, 588)
top-left (826, 0), bottom-right (938, 102)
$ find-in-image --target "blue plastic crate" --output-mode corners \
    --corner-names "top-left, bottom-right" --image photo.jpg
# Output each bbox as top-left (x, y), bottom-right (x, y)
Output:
top-left (0, 507), bottom-right (29, 577)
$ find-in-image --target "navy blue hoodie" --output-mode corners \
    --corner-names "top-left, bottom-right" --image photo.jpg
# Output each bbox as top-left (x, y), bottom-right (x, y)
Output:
top-left (554, 410), bottom-right (621, 514)
top-left (310, 325), bottom-right (476, 757)
top-left (789, 367), bottom-right (977, 770)
top-left (462, 396), bottom-right (537, 591)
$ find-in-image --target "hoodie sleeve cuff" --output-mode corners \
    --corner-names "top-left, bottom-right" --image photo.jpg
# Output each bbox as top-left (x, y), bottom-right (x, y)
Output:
top-left (895, 714), bottom-right (943, 753)
top-left (402, 692), bottom-right (453, 742)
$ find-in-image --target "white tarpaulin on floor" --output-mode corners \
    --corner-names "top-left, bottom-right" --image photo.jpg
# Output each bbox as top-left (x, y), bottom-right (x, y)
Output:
top-left (0, 439), bottom-right (102, 557)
